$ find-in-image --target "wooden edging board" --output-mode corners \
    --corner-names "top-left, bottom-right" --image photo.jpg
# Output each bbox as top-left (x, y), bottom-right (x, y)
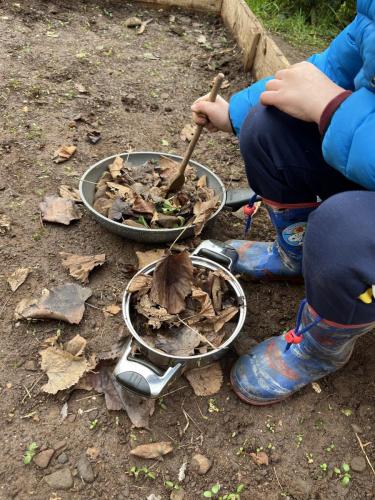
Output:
top-left (134, 0), bottom-right (290, 79)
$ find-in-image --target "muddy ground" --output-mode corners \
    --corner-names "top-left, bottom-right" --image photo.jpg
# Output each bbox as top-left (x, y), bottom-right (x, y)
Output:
top-left (0, 1), bottom-right (374, 499)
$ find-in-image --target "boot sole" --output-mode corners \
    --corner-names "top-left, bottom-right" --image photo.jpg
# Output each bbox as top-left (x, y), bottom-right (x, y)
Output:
top-left (230, 372), bottom-right (286, 406)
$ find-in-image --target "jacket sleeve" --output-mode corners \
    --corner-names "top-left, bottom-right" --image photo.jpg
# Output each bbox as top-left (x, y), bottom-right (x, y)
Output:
top-left (308, 17), bottom-right (362, 89)
top-left (322, 87), bottom-right (375, 189)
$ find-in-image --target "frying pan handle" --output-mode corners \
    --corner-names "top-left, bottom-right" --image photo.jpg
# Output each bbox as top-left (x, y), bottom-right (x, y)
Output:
top-left (113, 339), bottom-right (183, 399)
top-left (192, 240), bottom-right (238, 271)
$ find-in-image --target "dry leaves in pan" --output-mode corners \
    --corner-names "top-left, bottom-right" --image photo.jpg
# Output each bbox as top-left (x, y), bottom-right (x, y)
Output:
top-left (15, 283), bottom-right (92, 324)
top-left (92, 155), bottom-right (219, 234)
top-left (53, 145), bottom-right (76, 163)
top-left (59, 185), bottom-right (82, 203)
top-left (60, 252), bottom-right (106, 283)
top-left (40, 196), bottom-right (82, 225)
top-left (130, 252), bottom-right (239, 357)
top-left (7, 267), bottom-right (30, 292)
top-left (130, 441), bottom-right (173, 459)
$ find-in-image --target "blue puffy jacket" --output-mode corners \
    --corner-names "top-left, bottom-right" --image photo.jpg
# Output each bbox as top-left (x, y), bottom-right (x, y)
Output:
top-left (229, 0), bottom-right (375, 190)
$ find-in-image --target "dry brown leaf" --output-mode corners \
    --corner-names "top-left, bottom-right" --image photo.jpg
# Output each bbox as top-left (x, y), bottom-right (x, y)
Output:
top-left (118, 389), bottom-right (155, 428)
top-left (133, 195), bottom-right (155, 215)
top-left (0, 214), bottom-right (11, 234)
top-left (60, 252), bottom-right (106, 283)
top-left (15, 283), bottom-right (92, 324)
top-left (197, 175), bottom-right (207, 188)
top-left (109, 156), bottom-right (123, 179)
top-left (211, 274), bottom-right (223, 312)
top-left (130, 441), bottom-right (173, 459)
top-left (59, 185), bottom-right (82, 203)
top-left (193, 196), bottom-right (219, 236)
top-left (249, 451), bottom-right (269, 466)
top-left (95, 171), bottom-right (112, 198)
top-left (127, 274), bottom-right (153, 294)
top-left (185, 362), bottom-right (223, 396)
top-left (135, 294), bottom-right (176, 329)
top-left (125, 16), bottom-right (142, 27)
top-left (7, 267), bottom-right (30, 292)
top-left (150, 252), bottom-right (193, 314)
top-left (65, 334), bottom-right (87, 357)
top-left (180, 123), bottom-right (196, 142)
top-left (189, 287), bottom-right (215, 323)
top-left (155, 326), bottom-right (201, 357)
top-left (93, 197), bottom-right (112, 216)
top-left (137, 19), bottom-right (152, 35)
top-left (40, 196), bottom-right (82, 225)
top-left (53, 145), bottom-right (76, 163)
top-left (103, 304), bottom-right (121, 317)
top-left (212, 306), bottom-right (239, 333)
top-left (159, 156), bottom-right (179, 177)
top-left (106, 182), bottom-right (134, 200)
top-left (136, 249), bottom-right (165, 270)
top-left (86, 363), bottom-right (123, 411)
top-left (40, 347), bottom-right (89, 394)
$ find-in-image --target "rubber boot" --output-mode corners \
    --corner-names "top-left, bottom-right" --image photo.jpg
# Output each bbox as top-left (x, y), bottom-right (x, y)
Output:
top-left (231, 299), bottom-right (374, 405)
top-left (227, 199), bottom-right (319, 280)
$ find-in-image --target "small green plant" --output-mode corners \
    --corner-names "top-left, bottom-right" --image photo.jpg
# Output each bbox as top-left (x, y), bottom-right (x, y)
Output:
top-left (221, 484), bottom-right (245, 500)
top-left (326, 443), bottom-right (335, 452)
top-left (265, 421), bottom-right (275, 433)
top-left (208, 398), bottom-right (220, 413)
top-left (89, 418), bottom-right (98, 430)
top-left (314, 418), bottom-right (324, 430)
top-left (267, 443), bottom-right (276, 451)
top-left (203, 484), bottom-right (221, 498)
top-left (341, 408), bottom-right (352, 417)
top-left (23, 442), bottom-right (38, 465)
top-left (296, 434), bottom-right (303, 448)
top-left (129, 466), bottom-right (156, 480)
top-left (165, 480), bottom-right (180, 490)
top-left (334, 463), bottom-right (351, 487)
top-left (319, 463), bottom-right (328, 472)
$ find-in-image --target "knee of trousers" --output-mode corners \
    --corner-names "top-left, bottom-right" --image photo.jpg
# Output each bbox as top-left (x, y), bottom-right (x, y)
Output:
top-left (303, 191), bottom-right (375, 318)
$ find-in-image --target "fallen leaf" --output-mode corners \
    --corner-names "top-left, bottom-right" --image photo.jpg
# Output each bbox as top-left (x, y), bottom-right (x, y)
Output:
top-left (59, 185), bottom-right (82, 203)
top-left (125, 16), bottom-right (142, 27)
top-left (86, 447), bottom-right (100, 460)
top-left (197, 175), bottom-right (207, 188)
top-left (0, 214), bottom-right (11, 234)
top-left (109, 156), bottom-right (124, 179)
top-left (189, 287), bottom-right (215, 322)
top-left (117, 389), bottom-right (155, 428)
top-left (93, 197), bottom-right (112, 216)
top-left (40, 347), bottom-right (89, 394)
top-left (212, 306), bottom-right (239, 333)
top-left (150, 252), bottom-right (193, 314)
top-left (87, 130), bottom-right (101, 144)
top-left (127, 274), bottom-right (153, 294)
top-left (185, 362), bottom-right (223, 396)
top-left (130, 441), bottom-right (173, 459)
top-left (133, 195), bottom-right (155, 215)
top-left (87, 363), bottom-right (123, 411)
top-left (135, 294), bottom-right (176, 329)
top-left (53, 145), bottom-right (76, 163)
top-left (143, 52), bottom-right (159, 60)
top-left (60, 252), bottom-right (106, 283)
top-left (136, 249), bottom-right (165, 269)
top-left (193, 196), bottom-right (219, 236)
top-left (155, 326), bottom-right (200, 357)
top-left (75, 83), bottom-right (87, 93)
top-left (15, 283), bottom-right (92, 324)
top-left (250, 451), bottom-right (269, 466)
top-left (106, 182), bottom-right (134, 200)
top-left (180, 123), bottom-right (196, 142)
top-left (103, 304), bottom-right (121, 317)
top-left (65, 334), bottom-right (87, 357)
top-left (40, 196), bottom-right (82, 225)
top-left (7, 267), bottom-right (30, 292)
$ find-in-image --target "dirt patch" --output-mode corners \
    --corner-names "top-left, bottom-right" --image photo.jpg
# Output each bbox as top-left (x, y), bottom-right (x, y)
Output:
top-left (0, 1), bottom-right (374, 499)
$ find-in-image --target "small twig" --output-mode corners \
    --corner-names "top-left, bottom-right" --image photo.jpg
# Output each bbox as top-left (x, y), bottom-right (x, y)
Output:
top-left (157, 385), bottom-right (188, 399)
top-left (355, 432), bottom-right (375, 477)
top-left (85, 302), bottom-right (102, 310)
top-left (20, 411), bottom-right (37, 419)
top-left (21, 374), bottom-right (44, 403)
top-left (195, 399), bottom-right (209, 421)
top-left (182, 407), bottom-right (203, 434)
top-left (177, 315), bottom-right (216, 350)
top-left (0, 295), bottom-right (11, 318)
top-left (23, 385), bottom-right (32, 400)
top-left (273, 466), bottom-right (284, 491)
top-left (169, 221), bottom-right (194, 252)
top-left (182, 409), bottom-right (190, 434)
top-left (75, 394), bottom-right (103, 402)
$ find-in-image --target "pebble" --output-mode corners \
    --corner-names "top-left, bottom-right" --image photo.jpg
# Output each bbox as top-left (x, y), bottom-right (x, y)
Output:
top-left (57, 453), bottom-right (69, 464)
top-left (33, 449), bottom-right (55, 469)
top-left (44, 468), bottom-right (73, 490)
top-left (351, 423), bottom-right (363, 434)
top-left (350, 456), bottom-right (367, 472)
top-left (164, 106), bottom-right (173, 112)
top-left (288, 478), bottom-right (312, 498)
top-left (191, 454), bottom-right (212, 475)
top-left (77, 454), bottom-right (95, 483)
top-left (24, 360), bottom-right (38, 371)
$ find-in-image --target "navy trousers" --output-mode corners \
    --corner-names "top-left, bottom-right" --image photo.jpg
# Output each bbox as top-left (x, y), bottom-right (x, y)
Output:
top-left (239, 104), bottom-right (375, 325)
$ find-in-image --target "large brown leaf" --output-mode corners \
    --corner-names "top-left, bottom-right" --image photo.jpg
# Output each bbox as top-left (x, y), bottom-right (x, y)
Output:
top-left (192, 196), bottom-right (219, 236)
top-left (189, 287), bottom-right (215, 324)
top-left (135, 294), bottom-right (176, 329)
top-left (136, 249), bottom-right (165, 269)
top-left (155, 326), bottom-right (201, 357)
top-left (40, 196), bottom-right (82, 225)
top-left (60, 252), bottom-right (106, 283)
top-left (7, 267), bottom-right (30, 292)
top-left (40, 347), bottom-right (89, 394)
top-left (130, 441), bottom-right (173, 459)
top-left (109, 156), bottom-right (124, 179)
top-left (15, 283), bottom-right (92, 324)
top-left (185, 362), bottom-right (223, 396)
top-left (118, 389), bottom-right (155, 428)
top-left (127, 274), bottom-right (153, 294)
top-left (150, 252), bottom-right (193, 314)
top-left (132, 195), bottom-right (155, 215)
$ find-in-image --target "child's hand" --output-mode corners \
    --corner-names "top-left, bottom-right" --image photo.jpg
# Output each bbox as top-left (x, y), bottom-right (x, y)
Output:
top-left (261, 62), bottom-right (344, 123)
top-left (191, 94), bottom-right (233, 133)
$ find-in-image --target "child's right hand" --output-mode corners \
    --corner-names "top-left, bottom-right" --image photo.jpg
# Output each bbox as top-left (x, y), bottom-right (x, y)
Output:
top-left (191, 94), bottom-right (233, 134)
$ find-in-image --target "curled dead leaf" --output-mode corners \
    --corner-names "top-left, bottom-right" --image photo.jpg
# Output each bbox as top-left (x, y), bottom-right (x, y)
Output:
top-left (193, 196), bottom-right (219, 236)
top-left (130, 441), bottom-right (173, 459)
top-left (109, 156), bottom-right (123, 179)
top-left (60, 252), bottom-right (106, 283)
top-left (59, 185), bottom-right (82, 203)
top-left (7, 267), bottom-right (30, 292)
top-left (180, 123), bottom-right (196, 142)
top-left (53, 145), bottom-right (76, 163)
top-left (103, 304), bottom-right (121, 317)
top-left (40, 196), bottom-right (82, 225)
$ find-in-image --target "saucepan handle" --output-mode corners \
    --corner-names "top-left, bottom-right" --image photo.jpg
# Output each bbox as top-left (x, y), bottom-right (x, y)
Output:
top-left (192, 240), bottom-right (238, 271)
top-left (113, 339), bottom-right (183, 399)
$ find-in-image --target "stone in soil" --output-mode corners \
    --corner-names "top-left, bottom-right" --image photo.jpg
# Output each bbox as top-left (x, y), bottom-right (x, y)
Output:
top-left (24, 360), bottom-right (38, 371)
top-left (77, 454), bottom-right (95, 483)
top-left (57, 452), bottom-right (69, 464)
top-left (191, 454), bottom-right (212, 475)
top-left (33, 449), bottom-right (55, 468)
top-left (171, 488), bottom-right (185, 500)
top-left (44, 468), bottom-right (73, 490)
top-left (350, 456), bottom-right (367, 472)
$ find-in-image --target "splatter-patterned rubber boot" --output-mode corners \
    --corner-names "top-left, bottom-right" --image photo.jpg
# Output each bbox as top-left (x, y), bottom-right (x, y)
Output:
top-left (227, 199), bottom-right (319, 280)
top-left (231, 299), bottom-right (374, 405)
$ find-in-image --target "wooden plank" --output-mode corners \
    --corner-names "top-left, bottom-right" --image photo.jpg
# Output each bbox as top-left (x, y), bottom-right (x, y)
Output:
top-left (252, 34), bottom-right (290, 79)
top-left (221, 0), bottom-right (262, 71)
top-left (133, 0), bottom-right (223, 13)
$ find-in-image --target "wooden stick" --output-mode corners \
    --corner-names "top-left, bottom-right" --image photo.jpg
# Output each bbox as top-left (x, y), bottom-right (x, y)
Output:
top-left (355, 432), bottom-right (375, 477)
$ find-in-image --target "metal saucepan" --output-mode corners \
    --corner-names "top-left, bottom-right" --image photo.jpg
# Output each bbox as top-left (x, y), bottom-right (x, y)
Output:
top-left (113, 240), bottom-right (246, 400)
top-left (79, 152), bottom-right (254, 244)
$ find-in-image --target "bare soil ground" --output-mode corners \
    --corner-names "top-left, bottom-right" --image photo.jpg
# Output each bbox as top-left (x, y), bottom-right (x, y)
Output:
top-left (0, 1), bottom-right (374, 499)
